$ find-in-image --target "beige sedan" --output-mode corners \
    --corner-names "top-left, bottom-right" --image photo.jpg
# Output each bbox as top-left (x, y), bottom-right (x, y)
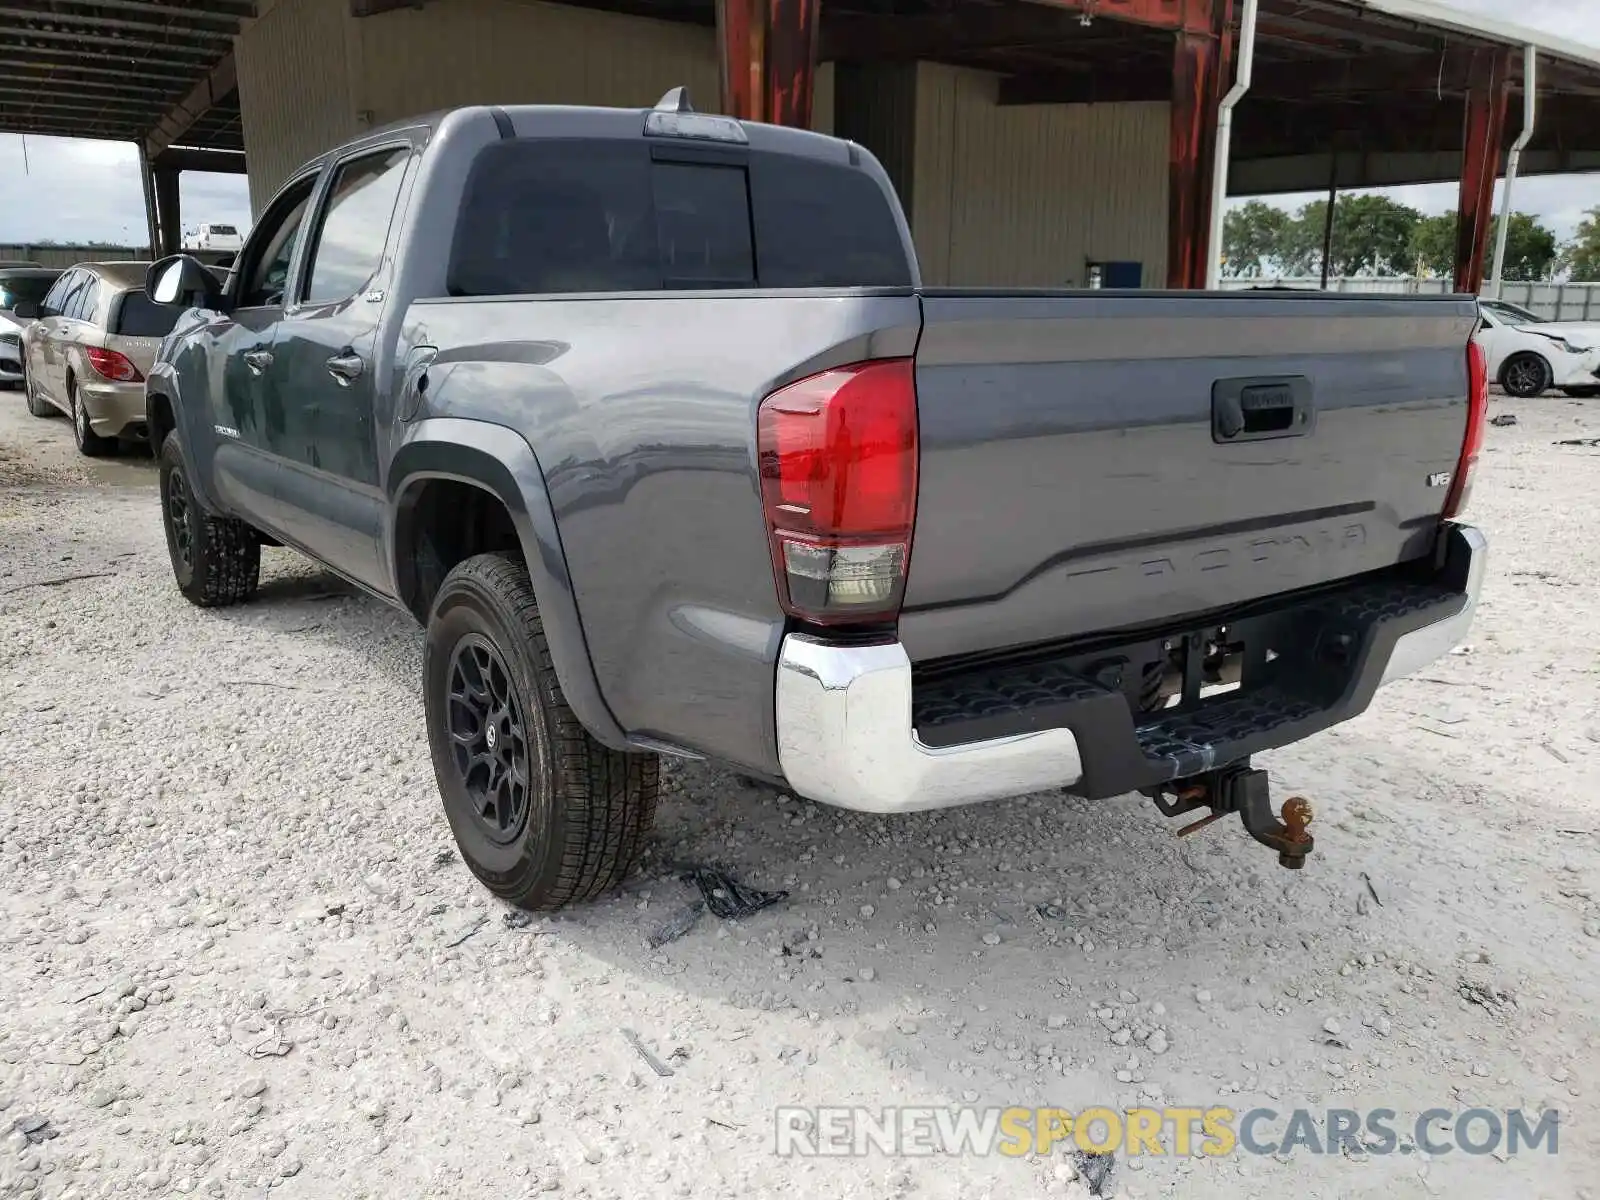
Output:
top-left (18, 262), bottom-right (180, 456)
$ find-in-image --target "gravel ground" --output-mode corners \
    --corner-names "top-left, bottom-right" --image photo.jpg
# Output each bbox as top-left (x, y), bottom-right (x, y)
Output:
top-left (1, 392), bottom-right (1598, 1200)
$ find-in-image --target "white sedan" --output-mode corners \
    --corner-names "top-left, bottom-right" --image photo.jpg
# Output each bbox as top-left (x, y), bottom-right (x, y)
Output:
top-left (1475, 298), bottom-right (1600, 398)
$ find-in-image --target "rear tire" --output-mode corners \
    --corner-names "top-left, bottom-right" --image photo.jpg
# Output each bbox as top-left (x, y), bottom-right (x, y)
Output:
top-left (23, 365), bottom-right (53, 417)
top-left (70, 381), bottom-right (117, 457)
top-left (1501, 352), bottom-right (1552, 399)
top-left (424, 553), bottom-right (659, 911)
top-left (158, 431), bottom-right (261, 607)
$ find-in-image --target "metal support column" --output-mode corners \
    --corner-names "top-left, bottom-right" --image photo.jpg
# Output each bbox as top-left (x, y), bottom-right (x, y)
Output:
top-left (137, 143), bottom-right (160, 262)
top-left (1319, 154), bottom-right (1337, 289)
top-left (1168, 0), bottom-right (1231, 289)
top-left (153, 166), bottom-right (182, 259)
top-left (1454, 49), bottom-right (1512, 295)
top-left (715, 0), bottom-right (820, 127)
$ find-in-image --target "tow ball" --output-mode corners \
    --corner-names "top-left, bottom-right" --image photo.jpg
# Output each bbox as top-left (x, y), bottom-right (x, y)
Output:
top-left (1144, 763), bottom-right (1314, 869)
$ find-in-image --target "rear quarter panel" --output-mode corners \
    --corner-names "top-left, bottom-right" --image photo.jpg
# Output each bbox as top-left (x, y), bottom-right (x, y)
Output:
top-left (400, 291), bottom-right (921, 775)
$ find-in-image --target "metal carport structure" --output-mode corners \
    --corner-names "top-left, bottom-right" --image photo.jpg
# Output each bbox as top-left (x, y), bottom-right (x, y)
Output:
top-left (4, 0), bottom-right (1600, 291)
top-left (0, 1), bottom-right (250, 258)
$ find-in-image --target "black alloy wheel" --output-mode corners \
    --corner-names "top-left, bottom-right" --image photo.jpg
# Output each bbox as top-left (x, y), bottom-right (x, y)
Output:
top-left (165, 465), bottom-right (194, 572)
top-left (445, 632), bottom-right (531, 845)
top-left (1502, 353), bottom-right (1552, 399)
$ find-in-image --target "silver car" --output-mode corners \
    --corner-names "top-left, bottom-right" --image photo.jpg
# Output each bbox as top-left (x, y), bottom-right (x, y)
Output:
top-left (18, 262), bottom-right (181, 456)
top-left (0, 267), bottom-right (62, 387)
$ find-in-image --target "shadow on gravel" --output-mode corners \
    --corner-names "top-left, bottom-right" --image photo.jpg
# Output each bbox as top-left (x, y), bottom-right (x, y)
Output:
top-left (205, 544), bottom-right (1402, 1151)
top-left (248, 567), bottom-right (363, 605)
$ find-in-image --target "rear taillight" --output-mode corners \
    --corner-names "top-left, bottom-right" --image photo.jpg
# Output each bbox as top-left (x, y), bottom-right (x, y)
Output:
top-left (84, 346), bottom-right (142, 383)
top-left (1444, 340), bottom-right (1488, 519)
top-left (757, 359), bottom-right (918, 625)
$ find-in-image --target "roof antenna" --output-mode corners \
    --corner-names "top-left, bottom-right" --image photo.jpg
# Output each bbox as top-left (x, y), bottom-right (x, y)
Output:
top-left (655, 87), bottom-right (694, 114)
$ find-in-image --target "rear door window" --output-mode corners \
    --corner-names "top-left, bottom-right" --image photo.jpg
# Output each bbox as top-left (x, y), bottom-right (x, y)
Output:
top-left (447, 137), bottom-right (908, 296)
top-left (113, 290), bottom-right (182, 337)
top-left (71, 278), bottom-right (102, 325)
top-left (301, 146), bottom-right (411, 305)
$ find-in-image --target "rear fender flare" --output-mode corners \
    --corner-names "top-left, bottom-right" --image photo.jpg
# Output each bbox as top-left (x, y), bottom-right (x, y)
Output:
top-left (387, 417), bottom-right (631, 751)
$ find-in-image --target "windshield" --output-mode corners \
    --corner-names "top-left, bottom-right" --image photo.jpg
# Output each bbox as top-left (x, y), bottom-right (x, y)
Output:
top-left (112, 290), bottom-right (182, 338)
top-left (208, 225), bottom-right (238, 236)
top-left (0, 274), bottom-right (58, 309)
top-left (1484, 300), bottom-right (1540, 326)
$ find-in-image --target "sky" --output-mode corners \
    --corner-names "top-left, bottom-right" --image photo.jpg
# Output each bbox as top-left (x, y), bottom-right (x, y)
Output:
top-left (0, 0), bottom-right (1594, 249)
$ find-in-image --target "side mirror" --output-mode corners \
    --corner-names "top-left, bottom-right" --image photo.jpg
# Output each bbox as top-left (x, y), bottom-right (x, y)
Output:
top-left (147, 254), bottom-right (223, 310)
top-left (11, 300), bottom-right (40, 320)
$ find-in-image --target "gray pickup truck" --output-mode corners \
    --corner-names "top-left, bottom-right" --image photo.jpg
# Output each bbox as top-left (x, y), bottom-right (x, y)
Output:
top-left (143, 91), bottom-right (1489, 909)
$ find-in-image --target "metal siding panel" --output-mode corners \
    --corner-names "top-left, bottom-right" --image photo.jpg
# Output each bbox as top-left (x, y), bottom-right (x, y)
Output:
top-left (237, 0), bottom-right (354, 214)
top-left (912, 62), bottom-right (958, 287)
top-left (355, 0), bottom-right (719, 126)
top-left (811, 62), bottom-right (835, 135)
top-left (834, 63), bottom-right (916, 211)
top-left (910, 64), bottom-right (1167, 288)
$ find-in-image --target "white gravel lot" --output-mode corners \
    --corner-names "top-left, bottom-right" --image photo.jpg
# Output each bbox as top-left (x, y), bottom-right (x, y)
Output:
top-left (1, 392), bottom-right (1598, 1200)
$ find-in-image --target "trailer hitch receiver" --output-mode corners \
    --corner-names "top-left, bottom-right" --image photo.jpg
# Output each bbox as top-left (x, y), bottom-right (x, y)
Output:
top-left (1147, 763), bottom-right (1314, 869)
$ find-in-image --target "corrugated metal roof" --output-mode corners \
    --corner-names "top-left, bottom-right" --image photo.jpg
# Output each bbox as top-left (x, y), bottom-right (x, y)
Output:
top-left (0, 1), bottom-right (251, 155)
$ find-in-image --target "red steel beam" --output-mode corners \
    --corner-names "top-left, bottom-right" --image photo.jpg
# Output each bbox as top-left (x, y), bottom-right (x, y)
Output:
top-left (716, 0), bottom-right (819, 127)
top-left (1167, 0), bottom-right (1231, 288)
top-left (1036, 0), bottom-right (1207, 34)
top-left (767, 0), bottom-right (820, 128)
top-left (1453, 48), bottom-right (1512, 294)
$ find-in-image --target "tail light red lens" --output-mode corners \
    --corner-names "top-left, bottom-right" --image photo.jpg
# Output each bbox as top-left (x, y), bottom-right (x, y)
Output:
top-left (84, 346), bottom-right (142, 383)
top-left (757, 359), bottom-right (918, 624)
top-left (1444, 340), bottom-right (1488, 519)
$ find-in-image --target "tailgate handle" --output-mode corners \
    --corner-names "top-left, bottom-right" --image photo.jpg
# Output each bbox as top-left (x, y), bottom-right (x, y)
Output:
top-left (1212, 376), bottom-right (1314, 443)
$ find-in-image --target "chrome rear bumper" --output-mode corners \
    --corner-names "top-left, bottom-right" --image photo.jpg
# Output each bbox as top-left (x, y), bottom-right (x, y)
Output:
top-left (776, 523), bottom-right (1487, 813)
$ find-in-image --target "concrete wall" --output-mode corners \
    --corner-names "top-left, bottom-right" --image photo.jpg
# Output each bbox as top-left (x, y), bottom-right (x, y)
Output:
top-left (907, 65), bottom-right (1169, 288)
top-left (237, 0), bottom-right (835, 214)
top-left (0, 245), bottom-right (145, 269)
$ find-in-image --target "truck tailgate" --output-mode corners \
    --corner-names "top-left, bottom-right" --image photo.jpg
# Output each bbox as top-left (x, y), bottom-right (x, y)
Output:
top-left (902, 292), bottom-right (1479, 663)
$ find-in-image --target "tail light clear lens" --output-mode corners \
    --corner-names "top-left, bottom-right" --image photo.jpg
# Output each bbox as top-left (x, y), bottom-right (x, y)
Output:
top-left (1444, 340), bottom-right (1488, 519)
top-left (757, 359), bottom-right (918, 624)
top-left (84, 346), bottom-right (142, 383)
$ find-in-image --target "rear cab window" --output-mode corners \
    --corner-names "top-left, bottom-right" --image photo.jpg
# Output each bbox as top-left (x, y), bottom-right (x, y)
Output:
top-left (447, 135), bottom-right (911, 296)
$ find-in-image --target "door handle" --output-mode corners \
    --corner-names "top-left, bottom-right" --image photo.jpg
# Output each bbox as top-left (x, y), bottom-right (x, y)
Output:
top-left (243, 349), bottom-right (273, 375)
top-left (1212, 376), bottom-right (1315, 444)
top-left (326, 351), bottom-right (365, 386)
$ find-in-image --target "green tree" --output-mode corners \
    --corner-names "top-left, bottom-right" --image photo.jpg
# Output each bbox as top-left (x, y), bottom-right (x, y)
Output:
top-left (1562, 207), bottom-right (1600, 282)
top-left (1295, 195), bottom-right (1422, 277)
top-left (1222, 200), bottom-right (1291, 277)
top-left (1409, 214), bottom-right (1457, 278)
top-left (1410, 211), bottom-right (1559, 281)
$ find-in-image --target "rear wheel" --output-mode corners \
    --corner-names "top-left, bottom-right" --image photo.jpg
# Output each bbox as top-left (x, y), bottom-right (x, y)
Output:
top-left (158, 431), bottom-right (261, 607)
top-left (23, 363), bottom-right (53, 417)
top-left (424, 553), bottom-right (659, 910)
top-left (70, 381), bottom-right (117, 457)
top-left (1501, 352), bottom-right (1552, 399)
